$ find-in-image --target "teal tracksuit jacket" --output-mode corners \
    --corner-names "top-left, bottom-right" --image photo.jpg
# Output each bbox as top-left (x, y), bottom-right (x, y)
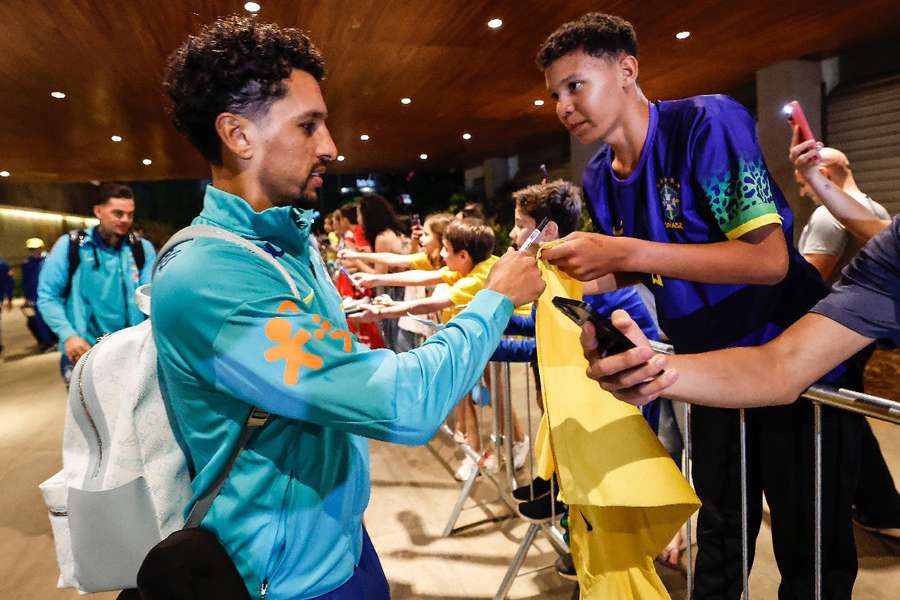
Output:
top-left (151, 185), bottom-right (513, 598)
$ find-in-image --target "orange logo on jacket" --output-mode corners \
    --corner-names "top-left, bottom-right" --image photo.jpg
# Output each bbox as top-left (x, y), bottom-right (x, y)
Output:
top-left (264, 301), bottom-right (354, 385)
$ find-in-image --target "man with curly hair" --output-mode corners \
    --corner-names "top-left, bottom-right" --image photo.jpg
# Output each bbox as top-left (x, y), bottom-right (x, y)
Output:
top-left (538, 13), bottom-right (865, 599)
top-left (152, 15), bottom-right (546, 599)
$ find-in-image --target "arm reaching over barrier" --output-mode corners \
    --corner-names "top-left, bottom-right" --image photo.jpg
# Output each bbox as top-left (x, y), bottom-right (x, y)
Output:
top-left (584, 310), bottom-right (874, 408)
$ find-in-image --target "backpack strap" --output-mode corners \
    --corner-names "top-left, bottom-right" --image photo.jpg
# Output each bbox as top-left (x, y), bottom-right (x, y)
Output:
top-left (184, 406), bottom-right (269, 528)
top-left (153, 224), bottom-right (301, 299)
top-left (62, 229), bottom-right (87, 298)
top-left (150, 224), bottom-right (299, 528)
top-left (128, 232), bottom-right (146, 272)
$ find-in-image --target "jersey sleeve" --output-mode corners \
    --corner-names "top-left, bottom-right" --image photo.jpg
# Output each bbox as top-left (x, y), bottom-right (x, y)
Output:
top-left (438, 267), bottom-right (463, 285)
top-left (408, 252), bottom-right (435, 271)
top-left (692, 106), bottom-right (783, 240)
top-left (445, 273), bottom-right (483, 307)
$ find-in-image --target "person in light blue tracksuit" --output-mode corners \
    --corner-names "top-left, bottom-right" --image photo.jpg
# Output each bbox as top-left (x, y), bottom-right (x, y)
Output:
top-left (153, 17), bottom-right (547, 599)
top-left (37, 183), bottom-right (155, 384)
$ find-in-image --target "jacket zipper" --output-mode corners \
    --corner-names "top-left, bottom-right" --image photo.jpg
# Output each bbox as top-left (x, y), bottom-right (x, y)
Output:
top-left (75, 346), bottom-right (104, 478)
top-left (260, 470), bottom-right (293, 599)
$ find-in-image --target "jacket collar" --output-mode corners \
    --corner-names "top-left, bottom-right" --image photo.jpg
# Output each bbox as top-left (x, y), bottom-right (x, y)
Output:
top-left (197, 185), bottom-right (314, 255)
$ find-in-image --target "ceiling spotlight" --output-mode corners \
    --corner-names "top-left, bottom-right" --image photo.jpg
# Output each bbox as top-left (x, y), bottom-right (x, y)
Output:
top-left (487, 18), bottom-right (503, 29)
top-left (401, 97), bottom-right (412, 105)
top-left (360, 134), bottom-right (370, 141)
top-left (0, 171), bottom-right (9, 177)
top-left (419, 153), bottom-right (428, 160)
top-left (337, 155), bottom-right (345, 162)
top-left (462, 133), bottom-right (472, 140)
top-left (360, 186), bottom-right (373, 193)
top-left (533, 99), bottom-right (545, 106)
top-left (340, 187), bottom-right (350, 193)
top-left (51, 91), bottom-right (66, 99)
top-left (110, 135), bottom-right (122, 142)
top-left (676, 31), bottom-right (691, 40)
top-left (244, 2), bottom-right (261, 13)
top-left (142, 158), bottom-right (153, 166)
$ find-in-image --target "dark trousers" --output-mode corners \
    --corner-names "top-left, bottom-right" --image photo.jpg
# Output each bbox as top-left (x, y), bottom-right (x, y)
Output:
top-left (855, 418), bottom-right (900, 523)
top-left (691, 400), bottom-right (863, 600)
top-left (314, 527), bottom-right (389, 599)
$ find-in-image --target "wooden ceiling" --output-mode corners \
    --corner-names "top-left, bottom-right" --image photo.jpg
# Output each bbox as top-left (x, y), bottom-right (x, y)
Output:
top-left (1, 0), bottom-right (899, 183)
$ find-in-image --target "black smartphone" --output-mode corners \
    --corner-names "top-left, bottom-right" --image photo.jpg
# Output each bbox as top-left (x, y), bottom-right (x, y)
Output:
top-left (411, 213), bottom-right (421, 228)
top-left (551, 296), bottom-right (635, 356)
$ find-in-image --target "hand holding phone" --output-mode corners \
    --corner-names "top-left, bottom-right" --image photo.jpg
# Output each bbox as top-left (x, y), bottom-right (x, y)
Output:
top-left (552, 297), bottom-right (635, 356)
top-left (783, 101), bottom-right (815, 143)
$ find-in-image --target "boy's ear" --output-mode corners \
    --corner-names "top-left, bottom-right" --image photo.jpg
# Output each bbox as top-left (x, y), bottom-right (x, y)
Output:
top-left (619, 54), bottom-right (639, 88)
top-left (542, 220), bottom-right (560, 242)
top-left (459, 249), bottom-right (472, 264)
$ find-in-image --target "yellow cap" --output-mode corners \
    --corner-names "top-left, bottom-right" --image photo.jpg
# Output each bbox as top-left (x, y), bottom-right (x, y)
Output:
top-left (25, 237), bottom-right (45, 249)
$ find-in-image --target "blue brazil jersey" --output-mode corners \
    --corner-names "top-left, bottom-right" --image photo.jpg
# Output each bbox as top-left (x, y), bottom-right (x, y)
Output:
top-left (584, 95), bottom-right (831, 354)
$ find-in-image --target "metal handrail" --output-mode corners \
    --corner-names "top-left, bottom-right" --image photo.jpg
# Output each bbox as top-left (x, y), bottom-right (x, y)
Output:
top-left (801, 385), bottom-right (899, 600)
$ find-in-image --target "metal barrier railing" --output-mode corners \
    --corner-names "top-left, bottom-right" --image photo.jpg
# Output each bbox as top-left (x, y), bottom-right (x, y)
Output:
top-left (681, 386), bottom-right (900, 600)
top-left (428, 341), bottom-right (899, 600)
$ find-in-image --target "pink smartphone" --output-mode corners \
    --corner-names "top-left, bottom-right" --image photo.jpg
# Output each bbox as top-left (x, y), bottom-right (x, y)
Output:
top-left (783, 101), bottom-right (815, 143)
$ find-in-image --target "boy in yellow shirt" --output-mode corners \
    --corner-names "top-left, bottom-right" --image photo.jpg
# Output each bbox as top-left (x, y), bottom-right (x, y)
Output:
top-left (353, 219), bottom-right (527, 479)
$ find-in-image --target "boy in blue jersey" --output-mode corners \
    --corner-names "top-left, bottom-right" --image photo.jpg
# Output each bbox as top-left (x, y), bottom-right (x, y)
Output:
top-left (154, 16), bottom-right (545, 600)
top-left (539, 13), bottom-right (865, 599)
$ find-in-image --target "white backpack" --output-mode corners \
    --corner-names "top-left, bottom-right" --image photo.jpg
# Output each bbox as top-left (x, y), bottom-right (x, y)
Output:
top-left (39, 224), bottom-right (300, 593)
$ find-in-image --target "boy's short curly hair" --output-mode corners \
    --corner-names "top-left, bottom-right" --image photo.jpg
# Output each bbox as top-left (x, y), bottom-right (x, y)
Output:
top-left (536, 13), bottom-right (637, 70)
top-left (513, 180), bottom-right (583, 237)
top-left (163, 16), bottom-right (326, 164)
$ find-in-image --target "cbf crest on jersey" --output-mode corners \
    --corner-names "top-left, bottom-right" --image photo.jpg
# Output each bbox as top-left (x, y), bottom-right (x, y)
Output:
top-left (658, 176), bottom-right (684, 230)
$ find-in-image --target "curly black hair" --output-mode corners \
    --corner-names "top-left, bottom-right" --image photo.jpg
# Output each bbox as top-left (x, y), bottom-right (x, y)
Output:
top-left (536, 13), bottom-right (637, 70)
top-left (163, 15), bottom-right (326, 164)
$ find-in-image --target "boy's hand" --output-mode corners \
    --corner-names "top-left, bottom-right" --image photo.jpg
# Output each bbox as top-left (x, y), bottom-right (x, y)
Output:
top-left (541, 232), bottom-right (630, 281)
top-left (581, 310), bottom-right (677, 406)
top-left (484, 248), bottom-right (545, 307)
top-left (350, 272), bottom-right (379, 289)
top-left (348, 304), bottom-right (381, 324)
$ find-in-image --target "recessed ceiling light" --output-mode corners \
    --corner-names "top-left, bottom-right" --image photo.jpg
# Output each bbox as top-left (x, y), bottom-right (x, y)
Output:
top-left (487, 18), bottom-right (503, 29)
top-left (110, 135), bottom-right (123, 142)
top-left (337, 155), bottom-right (345, 162)
top-left (533, 99), bottom-right (545, 106)
top-left (0, 171), bottom-right (9, 177)
top-left (419, 153), bottom-right (428, 160)
top-left (360, 134), bottom-right (370, 141)
top-left (142, 158), bottom-right (152, 166)
top-left (401, 97), bottom-right (412, 105)
top-left (340, 187), bottom-right (350, 193)
top-left (244, 2), bottom-right (261, 13)
top-left (462, 133), bottom-right (472, 140)
top-left (676, 31), bottom-right (691, 40)
top-left (51, 91), bottom-right (66, 99)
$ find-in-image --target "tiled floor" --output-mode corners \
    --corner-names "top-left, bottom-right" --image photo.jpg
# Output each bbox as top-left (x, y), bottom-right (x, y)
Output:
top-left (1, 303), bottom-right (897, 599)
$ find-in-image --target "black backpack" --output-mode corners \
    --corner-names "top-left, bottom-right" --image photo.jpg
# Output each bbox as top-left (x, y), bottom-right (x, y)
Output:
top-left (63, 230), bottom-right (146, 297)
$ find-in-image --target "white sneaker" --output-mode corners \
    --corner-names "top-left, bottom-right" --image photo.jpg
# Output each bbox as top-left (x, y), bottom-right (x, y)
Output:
top-left (512, 436), bottom-right (530, 471)
top-left (480, 452), bottom-right (499, 473)
top-left (454, 456), bottom-right (479, 481)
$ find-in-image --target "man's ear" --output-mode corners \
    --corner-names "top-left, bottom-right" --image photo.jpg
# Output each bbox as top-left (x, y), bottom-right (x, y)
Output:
top-left (619, 54), bottom-right (639, 88)
top-left (215, 112), bottom-right (255, 161)
top-left (92, 204), bottom-right (103, 220)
